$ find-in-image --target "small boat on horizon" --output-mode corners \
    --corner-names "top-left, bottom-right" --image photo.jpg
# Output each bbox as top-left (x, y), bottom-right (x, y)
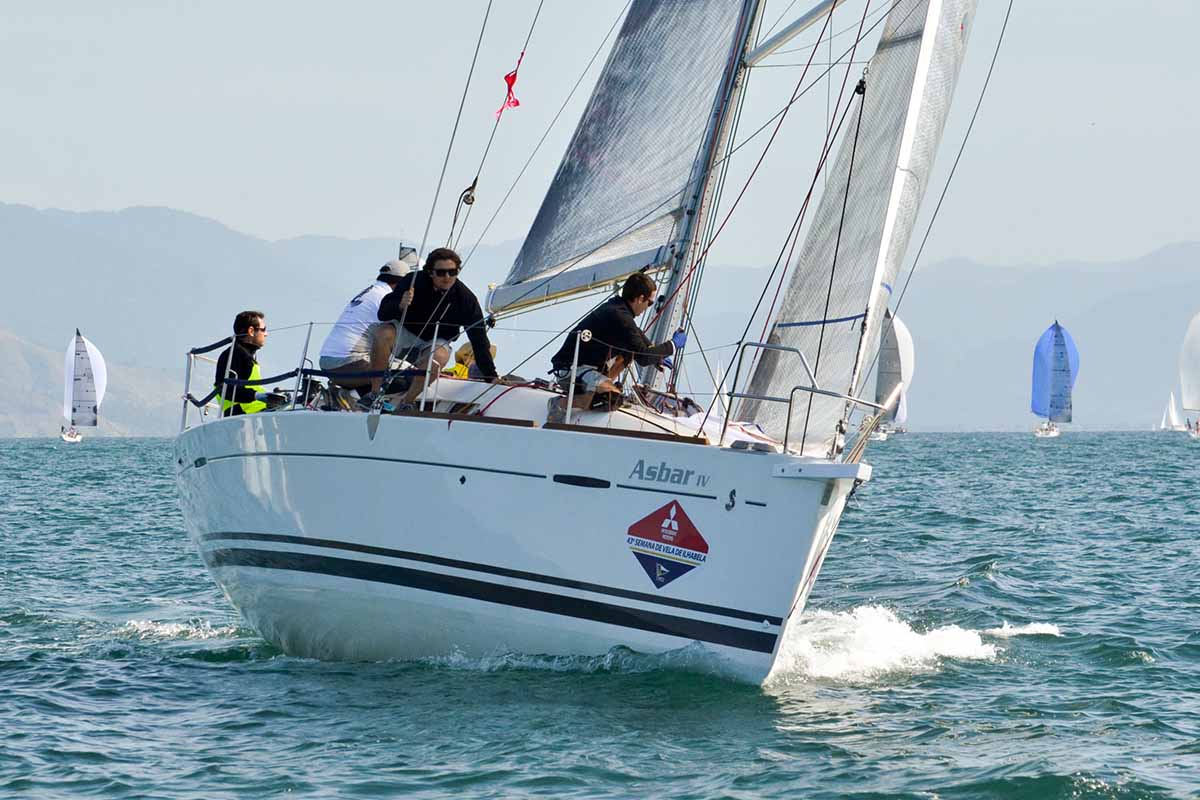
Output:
top-left (62, 329), bottom-right (107, 443)
top-left (1031, 320), bottom-right (1078, 439)
top-left (871, 311), bottom-right (915, 441)
top-left (1179, 311), bottom-right (1200, 440)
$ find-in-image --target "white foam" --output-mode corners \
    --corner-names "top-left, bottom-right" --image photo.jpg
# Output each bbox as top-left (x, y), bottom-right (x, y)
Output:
top-left (768, 605), bottom-right (997, 684)
top-left (982, 621), bottom-right (1061, 638)
top-left (422, 642), bottom-right (743, 679)
top-left (117, 619), bottom-right (241, 641)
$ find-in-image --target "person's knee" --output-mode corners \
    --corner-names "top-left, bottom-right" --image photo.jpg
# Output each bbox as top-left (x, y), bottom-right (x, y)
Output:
top-left (432, 346), bottom-right (450, 368)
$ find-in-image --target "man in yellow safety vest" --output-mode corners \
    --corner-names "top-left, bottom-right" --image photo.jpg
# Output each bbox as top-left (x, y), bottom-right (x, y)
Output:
top-left (214, 310), bottom-right (283, 416)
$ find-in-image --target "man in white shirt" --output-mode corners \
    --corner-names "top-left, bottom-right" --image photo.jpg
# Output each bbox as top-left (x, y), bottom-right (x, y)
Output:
top-left (318, 248), bottom-right (418, 390)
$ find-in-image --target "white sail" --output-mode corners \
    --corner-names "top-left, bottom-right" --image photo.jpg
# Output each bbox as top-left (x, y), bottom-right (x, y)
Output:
top-left (741, 0), bottom-right (975, 455)
top-left (875, 313), bottom-right (915, 423)
top-left (1180, 312), bottom-right (1200, 412)
top-left (63, 330), bottom-right (107, 427)
top-left (1160, 390), bottom-right (1184, 430)
top-left (488, 0), bottom-right (755, 314)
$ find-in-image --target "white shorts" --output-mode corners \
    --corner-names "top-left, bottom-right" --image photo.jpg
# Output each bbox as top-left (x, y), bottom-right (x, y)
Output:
top-left (377, 322), bottom-right (451, 367)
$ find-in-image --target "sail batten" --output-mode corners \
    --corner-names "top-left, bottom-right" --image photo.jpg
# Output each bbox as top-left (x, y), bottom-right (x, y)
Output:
top-left (489, 0), bottom-right (752, 315)
top-left (740, 0), bottom-right (976, 455)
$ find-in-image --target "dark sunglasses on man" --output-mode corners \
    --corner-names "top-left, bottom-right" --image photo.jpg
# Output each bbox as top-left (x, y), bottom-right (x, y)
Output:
top-left (431, 267), bottom-right (460, 278)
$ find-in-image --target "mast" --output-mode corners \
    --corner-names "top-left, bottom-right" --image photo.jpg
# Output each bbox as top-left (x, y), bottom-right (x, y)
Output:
top-left (640, 0), bottom-right (765, 388)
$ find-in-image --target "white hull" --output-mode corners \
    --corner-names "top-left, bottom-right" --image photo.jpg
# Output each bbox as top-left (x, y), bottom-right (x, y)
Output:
top-left (1033, 422), bottom-right (1060, 438)
top-left (174, 390), bottom-right (869, 683)
top-left (60, 430), bottom-right (83, 443)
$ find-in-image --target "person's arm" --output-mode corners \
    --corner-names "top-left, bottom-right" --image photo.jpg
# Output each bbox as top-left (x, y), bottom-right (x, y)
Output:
top-left (462, 292), bottom-right (499, 379)
top-left (377, 273), bottom-right (416, 321)
top-left (617, 313), bottom-right (674, 367)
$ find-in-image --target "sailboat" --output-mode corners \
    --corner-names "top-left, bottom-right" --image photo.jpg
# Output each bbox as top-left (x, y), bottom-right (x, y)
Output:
top-left (174, 0), bottom-right (979, 682)
top-left (869, 312), bottom-right (915, 440)
top-left (62, 329), bottom-right (108, 443)
top-left (1158, 390), bottom-right (1185, 432)
top-left (1031, 321), bottom-right (1078, 438)
top-left (1179, 311), bottom-right (1200, 439)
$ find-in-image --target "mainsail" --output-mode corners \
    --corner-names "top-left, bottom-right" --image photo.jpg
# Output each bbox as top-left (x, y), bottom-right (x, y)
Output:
top-left (740, 0), bottom-right (976, 456)
top-left (874, 312), bottom-right (915, 423)
top-left (487, 0), bottom-right (754, 314)
top-left (1179, 311), bottom-right (1200, 412)
top-left (63, 329), bottom-right (108, 427)
top-left (1031, 321), bottom-right (1079, 424)
top-left (1159, 391), bottom-right (1184, 431)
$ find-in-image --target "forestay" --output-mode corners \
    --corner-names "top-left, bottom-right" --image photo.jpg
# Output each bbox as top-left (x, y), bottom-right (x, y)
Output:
top-left (1031, 321), bottom-right (1079, 424)
top-left (875, 312), bottom-right (915, 423)
top-left (1179, 311), bottom-right (1200, 412)
top-left (487, 0), bottom-right (751, 314)
top-left (740, 0), bottom-right (976, 456)
top-left (64, 330), bottom-right (108, 427)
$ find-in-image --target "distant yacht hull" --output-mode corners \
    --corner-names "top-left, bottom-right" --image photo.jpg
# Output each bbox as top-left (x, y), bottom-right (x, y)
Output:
top-left (60, 429), bottom-right (83, 443)
top-left (1034, 422), bottom-right (1061, 438)
top-left (174, 409), bottom-right (868, 682)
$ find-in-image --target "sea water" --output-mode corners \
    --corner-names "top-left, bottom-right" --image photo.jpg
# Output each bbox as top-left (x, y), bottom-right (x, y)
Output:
top-left (1, 433), bottom-right (1196, 798)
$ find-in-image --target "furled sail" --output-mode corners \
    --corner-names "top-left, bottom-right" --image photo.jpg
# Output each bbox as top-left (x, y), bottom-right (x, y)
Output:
top-left (740, 0), bottom-right (976, 456)
top-left (63, 329), bottom-right (108, 427)
top-left (487, 0), bottom-right (753, 314)
top-left (1179, 311), bottom-right (1200, 412)
top-left (874, 312), bottom-right (915, 423)
top-left (1031, 321), bottom-right (1079, 423)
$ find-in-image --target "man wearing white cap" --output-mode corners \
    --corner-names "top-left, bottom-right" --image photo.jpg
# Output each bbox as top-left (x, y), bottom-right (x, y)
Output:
top-left (318, 246), bottom-right (418, 391)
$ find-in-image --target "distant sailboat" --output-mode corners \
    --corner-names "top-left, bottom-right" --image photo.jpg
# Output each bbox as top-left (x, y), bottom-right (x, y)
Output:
top-left (870, 312), bottom-right (915, 440)
top-left (62, 329), bottom-right (107, 442)
top-left (1158, 390), bottom-right (1185, 432)
top-left (1179, 311), bottom-right (1200, 439)
top-left (1031, 320), bottom-right (1078, 438)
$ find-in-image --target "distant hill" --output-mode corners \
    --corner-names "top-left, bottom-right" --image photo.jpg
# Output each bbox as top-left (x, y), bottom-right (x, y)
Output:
top-left (0, 328), bottom-right (177, 437)
top-left (1, 202), bottom-right (1195, 434)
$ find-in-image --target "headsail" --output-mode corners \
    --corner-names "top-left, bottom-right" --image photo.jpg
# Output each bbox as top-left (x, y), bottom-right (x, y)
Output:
top-left (874, 312), bottom-right (915, 423)
top-left (487, 0), bottom-right (753, 314)
top-left (63, 330), bottom-right (108, 427)
top-left (1031, 321), bottom-right (1079, 423)
top-left (1160, 391), bottom-right (1184, 431)
top-left (1179, 311), bottom-right (1200, 412)
top-left (740, 0), bottom-right (976, 456)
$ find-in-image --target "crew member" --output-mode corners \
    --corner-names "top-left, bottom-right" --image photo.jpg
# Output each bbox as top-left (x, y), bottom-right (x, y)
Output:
top-left (318, 249), bottom-right (418, 391)
top-left (547, 273), bottom-right (685, 423)
top-left (214, 310), bottom-right (283, 416)
top-left (368, 247), bottom-right (500, 408)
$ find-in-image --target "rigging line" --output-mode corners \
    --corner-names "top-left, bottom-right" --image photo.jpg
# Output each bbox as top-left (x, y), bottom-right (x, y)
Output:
top-left (462, 0), bottom-right (630, 268)
top-left (860, 0), bottom-right (1015, 388)
top-left (417, 0), bottom-right (495, 261)
top-left (772, 0), bottom-right (893, 56)
top-left (760, 0), bottom-right (801, 45)
top-left (695, 4), bottom-right (879, 438)
top-left (644, 4), bottom-right (838, 334)
top-left (799, 77), bottom-right (868, 451)
top-left (452, 0), bottom-right (548, 250)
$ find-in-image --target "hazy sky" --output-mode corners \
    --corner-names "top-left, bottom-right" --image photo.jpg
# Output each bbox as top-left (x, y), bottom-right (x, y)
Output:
top-left (3, 1), bottom-right (1198, 269)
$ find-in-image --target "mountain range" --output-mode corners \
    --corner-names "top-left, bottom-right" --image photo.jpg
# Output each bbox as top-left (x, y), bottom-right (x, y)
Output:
top-left (1, 201), bottom-right (1195, 435)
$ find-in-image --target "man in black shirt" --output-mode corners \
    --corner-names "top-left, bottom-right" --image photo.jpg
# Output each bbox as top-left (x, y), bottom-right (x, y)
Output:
top-left (368, 247), bottom-right (499, 407)
top-left (213, 310), bottom-right (284, 416)
top-left (548, 273), bottom-right (685, 422)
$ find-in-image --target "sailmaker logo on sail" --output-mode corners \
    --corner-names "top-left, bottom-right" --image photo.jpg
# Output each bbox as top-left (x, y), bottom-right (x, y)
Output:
top-left (626, 502), bottom-right (709, 589)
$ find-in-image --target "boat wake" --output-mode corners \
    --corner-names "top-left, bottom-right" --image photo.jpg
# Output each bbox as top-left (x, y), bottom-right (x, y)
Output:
top-left (116, 618), bottom-right (245, 642)
top-left (420, 641), bottom-right (747, 680)
top-left (767, 606), bottom-right (1057, 685)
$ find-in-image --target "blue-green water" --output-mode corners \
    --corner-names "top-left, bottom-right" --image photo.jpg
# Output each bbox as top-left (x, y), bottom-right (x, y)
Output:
top-left (2, 433), bottom-right (1197, 798)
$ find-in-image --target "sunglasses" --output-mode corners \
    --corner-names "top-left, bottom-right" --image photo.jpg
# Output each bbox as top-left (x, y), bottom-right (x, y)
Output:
top-left (432, 268), bottom-right (460, 278)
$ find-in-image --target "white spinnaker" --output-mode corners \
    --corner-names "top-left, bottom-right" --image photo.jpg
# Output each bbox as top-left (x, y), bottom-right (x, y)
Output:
top-left (63, 331), bottom-right (107, 426)
top-left (1180, 312), bottom-right (1200, 412)
top-left (741, 0), bottom-right (975, 455)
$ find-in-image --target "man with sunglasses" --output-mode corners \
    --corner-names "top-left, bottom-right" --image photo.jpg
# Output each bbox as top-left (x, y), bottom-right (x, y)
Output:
top-left (368, 247), bottom-right (499, 409)
top-left (213, 310), bottom-right (285, 416)
top-left (547, 272), bottom-right (685, 423)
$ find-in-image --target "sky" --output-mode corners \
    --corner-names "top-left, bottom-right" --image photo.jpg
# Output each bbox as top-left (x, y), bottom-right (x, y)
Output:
top-left (2, 0), bottom-right (1198, 270)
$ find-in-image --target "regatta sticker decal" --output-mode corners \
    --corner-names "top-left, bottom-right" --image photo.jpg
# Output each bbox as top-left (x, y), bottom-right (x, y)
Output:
top-left (626, 501), bottom-right (708, 588)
